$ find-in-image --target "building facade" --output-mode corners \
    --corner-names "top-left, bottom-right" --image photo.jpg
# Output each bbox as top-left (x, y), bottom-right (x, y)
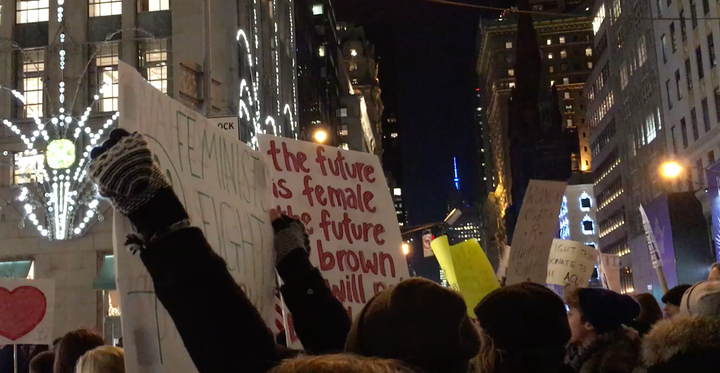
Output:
top-left (476, 0), bottom-right (596, 263)
top-left (0, 0), bottom-right (299, 342)
top-left (586, 0), bottom-right (669, 295)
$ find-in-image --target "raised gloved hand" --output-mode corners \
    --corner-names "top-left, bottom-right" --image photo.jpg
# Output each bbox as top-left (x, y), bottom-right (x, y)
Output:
top-left (270, 209), bottom-right (311, 265)
top-left (88, 129), bottom-right (188, 241)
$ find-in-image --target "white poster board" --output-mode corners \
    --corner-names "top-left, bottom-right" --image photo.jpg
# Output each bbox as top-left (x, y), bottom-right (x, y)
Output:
top-left (599, 253), bottom-right (622, 292)
top-left (0, 279), bottom-right (55, 345)
top-left (506, 180), bottom-right (567, 285)
top-left (639, 205), bottom-right (662, 269)
top-left (546, 239), bottom-right (599, 287)
top-left (258, 135), bottom-right (410, 344)
top-left (115, 62), bottom-right (276, 373)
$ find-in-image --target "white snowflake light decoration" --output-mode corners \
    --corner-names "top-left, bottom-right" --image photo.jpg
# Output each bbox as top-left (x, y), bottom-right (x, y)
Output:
top-left (2, 2), bottom-right (120, 240)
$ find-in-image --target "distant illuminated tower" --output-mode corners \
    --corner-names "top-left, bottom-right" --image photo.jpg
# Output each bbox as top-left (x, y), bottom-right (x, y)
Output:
top-left (453, 157), bottom-right (460, 190)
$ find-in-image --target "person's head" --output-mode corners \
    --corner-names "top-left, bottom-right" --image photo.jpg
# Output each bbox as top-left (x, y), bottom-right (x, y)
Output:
top-left (661, 284), bottom-right (692, 318)
top-left (708, 263), bottom-right (720, 282)
top-left (680, 281), bottom-right (720, 317)
top-left (30, 351), bottom-right (55, 373)
top-left (74, 347), bottom-right (123, 373)
top-left (564, 287), bottom-right (639, 346)
top-left (54, 329), bottom-right (104, 373)
top-left (345, 278), bottom-right (479, 373)
top-left (269, 355), bottom-right (418, 373)
top-left (473, 283), bottom-right (570, 373)
top-left (633, 293), bottom-right (664, 326)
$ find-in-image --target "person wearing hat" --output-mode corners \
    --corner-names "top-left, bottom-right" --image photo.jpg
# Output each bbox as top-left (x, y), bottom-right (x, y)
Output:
top-left (641, 281), bottom-right (720, 373)
top-left (564, 287), bottom-right (641, 373)
top-left (660, 284), bottom-right (691, 318)
top-left (345, 278), bottom-right (480, 373)
top-left (472, 283), bottom-right (575, 373)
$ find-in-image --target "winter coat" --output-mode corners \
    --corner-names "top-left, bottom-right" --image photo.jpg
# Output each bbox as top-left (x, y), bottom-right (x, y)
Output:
top-left (566, 327), bottom-right (641, 373)
top-left (138, 226), bottom-right (351, 373)
top-left (640, 314), bottom-right (720, 373)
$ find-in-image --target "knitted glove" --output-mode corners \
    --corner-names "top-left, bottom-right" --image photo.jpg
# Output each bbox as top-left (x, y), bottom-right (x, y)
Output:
top-left (88, 129), bottom-right (189, 241)
top-left (88, 129), bottom-right (169, 215)
top-left (272, 215), bottom-right (311, 265)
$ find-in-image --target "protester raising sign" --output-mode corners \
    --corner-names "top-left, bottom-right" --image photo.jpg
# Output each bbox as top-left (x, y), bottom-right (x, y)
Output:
top-left (599, 253), bottom-right (622, 293)
top-left (0, 279), bottom-right (55, 345)
top-left (115, 61), bottom-right (276, 373)
top-left (259, 136), bottom-right (409, 322)
top-left (506, 180), bottom-right (567, 285)
top-left (546, 239), bottom-right (599, 287)
top-left (430, 236), bottom-right (499, 316)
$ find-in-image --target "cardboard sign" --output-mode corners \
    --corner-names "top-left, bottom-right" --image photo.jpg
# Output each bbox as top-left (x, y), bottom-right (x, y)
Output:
top-left (639, 205), bottom-right (662, 269)
top-left (0, 279), bottom-right (55, 345)
top-left (115, 62), bottom-right (276, 373)
top-left (599, 253), bottom-right (622, 292)
top-left (430, 236), bottom-right (499, 316)
top-left (497, 245), bottom-right (511, 282)
top-left (506, 180), bottom-right (567, 285)
top-left (546, 239), bottom-right (599, 287)
top-left (258, 135), bottom-right (409, 325)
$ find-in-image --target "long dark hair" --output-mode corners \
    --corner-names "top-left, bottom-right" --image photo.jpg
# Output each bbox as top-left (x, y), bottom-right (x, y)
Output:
top-left (633, 293), bottom-right (663, 325)
top-left (53, 329), bottom-right (104, 373)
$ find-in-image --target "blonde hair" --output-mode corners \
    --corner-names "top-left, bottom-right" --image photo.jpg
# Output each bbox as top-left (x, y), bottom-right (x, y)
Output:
top-left (471, 327), bottom-right (500, 373)
top-left (269, 354), bottom-right (417, 373)
top-left (75, 346), bottom-right (124, 373)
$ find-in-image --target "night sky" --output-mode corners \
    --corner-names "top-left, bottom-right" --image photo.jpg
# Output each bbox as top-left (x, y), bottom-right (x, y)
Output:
top-left (334, 0), bottom-right (508, 225)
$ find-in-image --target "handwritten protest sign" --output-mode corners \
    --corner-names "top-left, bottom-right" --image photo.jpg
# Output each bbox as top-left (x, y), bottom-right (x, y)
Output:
top-left (639, 205), bottom-right (662, 269)
top-left (599, 253), bottom-right (622, 292)
top-left (0, 279), bottom-right (55, 345)
top-left (115, 62), bottom-right (275, 373)
top-left (259, 135), bottom-right (409, 329)
top-left (430, 236), bottom-right (499, 316)
top-left (506, 180), bottom-right (567, 285)
top-left (546, 239), bottom-right (599, 287)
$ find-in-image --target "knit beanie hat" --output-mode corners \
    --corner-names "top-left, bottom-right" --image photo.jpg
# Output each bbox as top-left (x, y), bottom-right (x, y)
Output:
top-left (474, 282), bottom-right (570, 351)
top-left (345, 278), bottom-right (480, 373)
top-left (662, 284), bottom-right (692, 306)
top-left (578, 288), bottom-right (640, 334)
top-left (680, 281), bottom-right (720, 317)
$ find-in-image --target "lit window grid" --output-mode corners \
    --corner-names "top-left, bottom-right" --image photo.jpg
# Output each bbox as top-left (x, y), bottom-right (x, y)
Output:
top-left (22, 49), bottom-right (44, 118)
top-left (16, 0), bottom-right (49, 24)
top-left (89, 0), bottom-right (122, 17)
top-left (594, 158), bottom-right (621, 185)
top-left (97, 44), bottom-right (119, 112)
top-left (138, 0), bottom-right (169, 12)
top-left (13, 152), bottom-right (45, 184)
top-left (598, 189), bottom-right (623, 211)
top-left (140, 40), bottom-right (169, 94)
top-left (599, 215), bottom-right (625, 238)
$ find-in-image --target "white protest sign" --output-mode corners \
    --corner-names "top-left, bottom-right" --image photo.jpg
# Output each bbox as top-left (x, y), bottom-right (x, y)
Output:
top-left (546, 239), bottom-right (599, 287)
top-left (506, 180), bottom-right (567, 285)
top-left (599, 253), bottom-right (622, 292)
top-left (258, 135), bottom-right (410, 344)
top-left (115, 61), bottom-right (275, 373)
top-left (210, 116), bottom-right (239, 133)
top-left (639, 205), bottom-right (662, 269)
top-left (0, 279), bottom-right (55, 345)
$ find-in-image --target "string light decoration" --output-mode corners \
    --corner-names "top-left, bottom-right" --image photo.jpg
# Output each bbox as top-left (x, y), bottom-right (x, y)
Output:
top-left (237, 0), bottom-right (298, 149)
top-left (1, 1), bottom-right (122, 240)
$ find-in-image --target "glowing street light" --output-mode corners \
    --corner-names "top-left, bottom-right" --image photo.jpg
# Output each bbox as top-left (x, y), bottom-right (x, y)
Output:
top-left (659, 161), bottom-right (683, 179)
top-left (401, 243), bottom-right (410, 256)
top-left (313, 129), bottom-right (328, 143)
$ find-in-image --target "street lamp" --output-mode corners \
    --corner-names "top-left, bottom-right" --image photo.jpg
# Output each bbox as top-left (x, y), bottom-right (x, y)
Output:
top-left (313, 128), bottom-right (328, 143)
top-left (401, 242), bottom-right (410, 256)
top-left (659, 161), bottom-right (683, 179)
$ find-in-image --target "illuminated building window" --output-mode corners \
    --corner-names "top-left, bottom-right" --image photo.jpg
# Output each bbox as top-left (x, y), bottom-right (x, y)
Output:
top-left (139, 39), bottom-right (170, 93)
top-left (506, 41), bottom-right (513, 49)
top-left (22, 49), bottom-right (44, 118)
top-left (561, 50), bottom-right (567, 59)
top-left (339, 124), bottom-right (348, 136)
top-left (579, 192), bottom-right (592, 211)
top-left (547, 39), bottom-right (552, 45)
top-left (16, 0), bottom-right (49, 23)
top-left (393, 188), bottom-right (402, 196)
top-left (549, 66), bottom-right (554, 73)
top-left (89, 0), bottom-right (122, 17)
top-left (563, 77), bottom-right (570, 85)
top-left (340, 143), bottom-right (349, 150)
top-left (318, 45), bottom-right (326, 57)
top-left (96, 43), bottom-right (119, 112)
top-left (13, 151), bottom-right (45, 184)
top-left (588, 62), bottom-right (593, 69)
top-left (586, 47), bottom-right (593, 57)
top-left (564, 92), bottom-right (571, 99)
top-left (349, 62), bottom-right (358, 71)
top-left (548, 53), bottom-right (553, 59)
top-left (581, 215), bottom-right (595, 235)
top-left (350, 49), bottom-right (358, 57)
top-left (509, 82), bottom-right (516, 88)
top-left (508, 69), bottom-right (515, 76)
top-left (312, 4), bottom-right (324, 15)
top-left (559, 36), bottom-right (566, 44)
top-left (138, 0), bottom-right (170, 12)
top-left (593, 5), bottom-right (605, 34)
top-left (391, 133), bottom-right (399, 138)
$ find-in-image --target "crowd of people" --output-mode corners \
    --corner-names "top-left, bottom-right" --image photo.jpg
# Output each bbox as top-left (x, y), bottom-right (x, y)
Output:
top-left (4, 129), bottom-right (720, 373)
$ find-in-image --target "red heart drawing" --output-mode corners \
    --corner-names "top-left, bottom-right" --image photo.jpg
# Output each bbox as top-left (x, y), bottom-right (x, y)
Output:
top-left (0, 286), bottom-right (47, 341)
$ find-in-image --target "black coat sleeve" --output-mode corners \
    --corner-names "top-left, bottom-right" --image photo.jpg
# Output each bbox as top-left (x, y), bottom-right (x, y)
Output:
top-left (276, 249), bottom-right (351, 354)
top-left (140, 227), bottom-right (280, 373)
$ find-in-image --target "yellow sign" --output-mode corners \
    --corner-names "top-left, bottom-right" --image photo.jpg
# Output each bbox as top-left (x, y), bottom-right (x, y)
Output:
top-left (430, 236), bottom-right (500, 316)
